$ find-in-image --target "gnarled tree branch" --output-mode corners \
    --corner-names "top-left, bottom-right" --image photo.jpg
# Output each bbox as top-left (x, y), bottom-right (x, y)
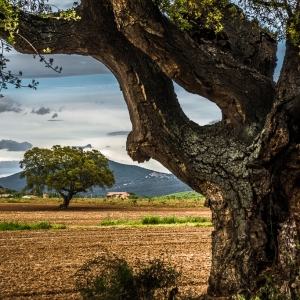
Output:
top-left (111, 0), bottom-right (276, 136)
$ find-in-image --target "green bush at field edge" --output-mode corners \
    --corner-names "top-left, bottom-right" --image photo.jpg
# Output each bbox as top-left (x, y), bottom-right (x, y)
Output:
top-left (0, 221), bottom-right (66, 230)
top-left (99, 215), bottom-right (212, 227)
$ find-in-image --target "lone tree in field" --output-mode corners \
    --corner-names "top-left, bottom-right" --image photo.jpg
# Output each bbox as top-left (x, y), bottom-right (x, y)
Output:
top-left (20, 146), bottom-right (115, 208)
top-left (2, 0), bottom-right (300, 298)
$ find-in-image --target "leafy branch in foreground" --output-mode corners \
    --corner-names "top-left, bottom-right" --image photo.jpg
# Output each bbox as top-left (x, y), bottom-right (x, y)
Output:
top-left (155, 0), bottom-right (300, 48)
top-left (0, 39), bottom-right (39, 97)
top-left (155, 0), bottom-right (226, 31)
top-left (0, 0), bottom-right (81, 96)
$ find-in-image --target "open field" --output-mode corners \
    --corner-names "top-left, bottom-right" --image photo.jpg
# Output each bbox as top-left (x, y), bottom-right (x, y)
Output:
top-left (0, 202), bottom-right (211, 226)
top-left (0, 194), bottom-right (205, 208)
top-left (0, 202), bottom-right (212, 299)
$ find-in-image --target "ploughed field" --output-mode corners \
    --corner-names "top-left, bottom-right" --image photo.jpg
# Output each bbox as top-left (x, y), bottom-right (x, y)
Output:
top-left (0, 203), bottom-right (212, 299)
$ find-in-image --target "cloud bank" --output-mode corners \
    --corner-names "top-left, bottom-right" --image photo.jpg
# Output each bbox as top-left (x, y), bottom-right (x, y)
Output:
top-left (0, 140), bottom-right (32, 151)
top-left (0, 97), bottom-right (22, 113)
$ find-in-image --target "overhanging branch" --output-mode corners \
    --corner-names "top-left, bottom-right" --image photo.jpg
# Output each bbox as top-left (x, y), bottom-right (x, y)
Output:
top-left (0, 8), bottom-right (84, 55)
top-left (111, 0), bottom-right (276, 129)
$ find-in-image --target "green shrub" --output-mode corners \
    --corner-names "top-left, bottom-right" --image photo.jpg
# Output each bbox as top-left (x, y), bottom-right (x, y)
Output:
top-left (128, 193), bottom-right (139, 199)
top-left (100, 219), bottom-right (126, 226)
top-left (141, 216), bottom-right (210, 225)
top-left (0, 221), bottom-right (66, 230)
top-left (75, 251), bottom-right (182, 300)
top-left (161, 216), bottom-right (177, 224)
top-left (131, 199), bottom-right (137, 205)
top-left (52, 224), bottom-right (67, 229)
top-left (141, 216), bottom-right (161, 225)
top-left (31, 221), bottom-right (52, 229)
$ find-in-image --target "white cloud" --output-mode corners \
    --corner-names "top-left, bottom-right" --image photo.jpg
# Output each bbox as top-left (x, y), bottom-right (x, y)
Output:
top-left (0, 62), bottom-right (221, 174)
top-left (0, 150), bottom-right (26, 161)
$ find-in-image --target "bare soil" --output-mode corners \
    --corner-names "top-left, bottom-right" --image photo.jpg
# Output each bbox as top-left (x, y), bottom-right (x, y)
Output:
top-left (0, 203), bottom-right (212, 299)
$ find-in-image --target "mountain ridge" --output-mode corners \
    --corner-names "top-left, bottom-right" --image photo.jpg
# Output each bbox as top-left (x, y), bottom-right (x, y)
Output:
top-left (0, 160), bottom-right (192, 197)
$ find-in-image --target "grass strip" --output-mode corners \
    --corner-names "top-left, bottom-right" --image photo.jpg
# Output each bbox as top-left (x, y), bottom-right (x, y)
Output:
top-left (141, 215), bottom-right (208, 224)
top-left (0, 221), bottom-right (67, 231)
top-left (99, 215), bottom-right (212, 227)
top-left (99, 219), bottom-right (141, 226)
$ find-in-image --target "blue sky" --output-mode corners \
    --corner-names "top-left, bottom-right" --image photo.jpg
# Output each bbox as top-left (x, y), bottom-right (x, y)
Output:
top-left (0, 1), bottom-right (285, 177)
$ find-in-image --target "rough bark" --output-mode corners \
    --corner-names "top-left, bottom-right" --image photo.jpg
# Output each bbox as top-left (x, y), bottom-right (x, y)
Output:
top-left (111, 0), bottom-right (276, 137)
top-left (1, 0), bottom-right (300, 298)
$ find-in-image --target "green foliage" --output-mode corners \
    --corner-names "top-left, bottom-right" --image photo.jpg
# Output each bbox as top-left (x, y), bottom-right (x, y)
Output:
top-left (287, 12), bottom-right (300, 47)
top-left (233, 295), bottom-right (247, 300)
top-left (131, 198), bottom-right (138, 205)
top-left (128, 192), bottom-right (139, 199)
top-left (0, 221), bottom-right (66, 230)
top-left (141, 216), bottom-right (161, 224)
top-left (0, 0), bottom-right (80, 44)
top-left (254, 274), bottom-right (288, 300)
top-left (75, 251), bottom-right (181, 300)
top-left (0, 185), bottom-right (23, 198)
top-left (141, 215), bottom-right (209, 225)
top-left (237, 0), bottom-right (300, 45)
top-left (99, 215), bottom-right (211, 227)
top-left (233, 271), bottom-right (293, 300)
top-left (0, 0), bottom-right (19, 44)
top-left (40, 7), bottom-right (81, 21)
top-left (157, 191), bottom-right (204, 200)
top-left (128, 193), bottom-right (139, 205)
top-left (99, 218), bottom-right (139, 226)
top-left (156, 0), bottom-right (225, 32)
top-left (155, 0), bottom-right (300, 48)
top-left (0, 0), bottom-right (80, 96)
top-left (20, 145), bottom-right (115, 206)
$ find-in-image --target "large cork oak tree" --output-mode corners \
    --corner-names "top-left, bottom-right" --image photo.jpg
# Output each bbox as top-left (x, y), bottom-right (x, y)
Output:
top-left (1, 0), bottom-right (300, 298)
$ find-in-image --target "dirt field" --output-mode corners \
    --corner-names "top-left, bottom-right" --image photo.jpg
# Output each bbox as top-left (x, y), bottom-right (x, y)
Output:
top-left (0, 203), bottom-right (212, 299)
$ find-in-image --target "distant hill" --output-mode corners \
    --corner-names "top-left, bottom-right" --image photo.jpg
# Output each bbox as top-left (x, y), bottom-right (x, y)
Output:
top-left (0, 160), bottom-right (192, 197)
top-left (0, 173), bottom-right (26, 192)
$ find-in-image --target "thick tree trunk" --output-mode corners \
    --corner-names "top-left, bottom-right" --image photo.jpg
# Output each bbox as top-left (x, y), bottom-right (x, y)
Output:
top-left (1, 0), bottom-right (300, 298)
top-left (110, 2), bottom-right (300, 297)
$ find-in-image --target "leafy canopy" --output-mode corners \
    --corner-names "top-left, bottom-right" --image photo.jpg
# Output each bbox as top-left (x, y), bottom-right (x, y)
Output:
top-left (19, 145), bottom-right (115, 198)
top-left (156, 0), bottom-right (300, 45)
top-left (156, 0), bottom-right (226, 31)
